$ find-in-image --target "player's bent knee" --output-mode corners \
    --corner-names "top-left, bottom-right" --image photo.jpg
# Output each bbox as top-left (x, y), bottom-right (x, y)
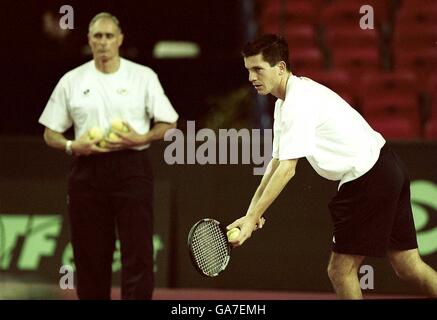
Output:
top-left (327, 262), bottom-right (352, 282)
top-left (394, 265), bottom-right (422, 282)
top-left (389, 250), bottom-right (423, 281)
top-left (327, 264), bottom-right (338, 282)
top-left (392, 261), bottom-right (423, 281)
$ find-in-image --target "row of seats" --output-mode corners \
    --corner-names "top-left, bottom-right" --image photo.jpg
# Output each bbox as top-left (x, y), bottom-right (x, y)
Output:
top-left (257, 1), bottom-right (437, 78)
top-left (257, 0), bottom-right (436, 29)
top-left (255, 0), bottom-right (437, 140)
top-left (288, 46), bottom-right (437, 79)
top-left (304, 70), bottom-right (437, 140)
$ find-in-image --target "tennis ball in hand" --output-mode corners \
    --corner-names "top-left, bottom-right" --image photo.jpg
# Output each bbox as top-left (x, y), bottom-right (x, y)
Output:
top-left (88, 126), bottom-right (107, 148)
top-left (98, 140), bottom-right (108, 148)
top-left (88, 126), bottom-right (104, 140)
top-left (227, 228), bottom-right (240, 241)
top-left (107, 131), bottom-right (121, 142)
top-left (111, 118), bottom-right (129, 132)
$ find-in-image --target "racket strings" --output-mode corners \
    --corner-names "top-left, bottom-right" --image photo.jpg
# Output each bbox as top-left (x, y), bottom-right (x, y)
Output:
top-left (191, 221), bottom-right (229, 276)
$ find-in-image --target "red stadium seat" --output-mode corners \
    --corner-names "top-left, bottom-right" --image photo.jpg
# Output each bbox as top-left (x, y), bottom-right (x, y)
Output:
top-left (283, 25), bottom-right (318, 48)
top-left (331, 47), bottom-right (381, 75)
top-left (259, 0), bottom-right (317, 31)
top-left (395, 48), bottom-right (437, 82)
top-left (360, 70), bottom-right (420, 116)
top-left (259, 18), bottom-right (314, 35)
top-left (259, 21), bottom-right (282, 35)
top-left (424, 118), bottom-right (437, 140)
top-left (369, 118), bottom-right (421, 140)
top-left (393, 26), bottom-right (437, 51)
top-left (361, 95), bottom-right (421, 138)
top-left (303, 69), bottom-right (356, 107)
top-left (360, 71), bottom-right (419, 101)
top-left (310, 0), bottom-right (331, 14)
top-left (319, 0), bottom-right (390, 29)
top-left (400, 0), bottom-right (437, 10)
top-left (429, 95), bottom-right (437, 118)
top-left (426, 74), bottom-right (437, 97)
top-left (324, 27), bottom-right (379, 50)
top-left (289, 47), bottom-right (325, 74)
top-left (396, 4), bottom-right (437, 28)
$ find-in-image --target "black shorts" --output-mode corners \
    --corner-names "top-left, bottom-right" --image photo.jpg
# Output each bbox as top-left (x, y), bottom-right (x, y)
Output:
top-left (328, 144), bottom-right (418, 257)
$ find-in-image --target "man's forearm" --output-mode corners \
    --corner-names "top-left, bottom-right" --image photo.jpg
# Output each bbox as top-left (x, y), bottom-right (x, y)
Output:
top-left (43, 128), bottom-right (68, 151)
top-left (246, 160), bottom-right (296, 220)
top-left (140, 122), bottom-right (176, 145)
top-left (246, 159), bottom-right (279, 215)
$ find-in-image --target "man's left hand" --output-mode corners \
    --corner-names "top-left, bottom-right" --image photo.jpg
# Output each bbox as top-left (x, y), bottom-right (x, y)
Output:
top-left (104, 122), bottom-right (148, 150)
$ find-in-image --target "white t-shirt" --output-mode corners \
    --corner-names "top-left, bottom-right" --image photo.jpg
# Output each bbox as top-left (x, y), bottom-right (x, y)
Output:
top-left (39, 58), bottom-right (179, 150)
top-left (272, 75), bottom-right (386, 187)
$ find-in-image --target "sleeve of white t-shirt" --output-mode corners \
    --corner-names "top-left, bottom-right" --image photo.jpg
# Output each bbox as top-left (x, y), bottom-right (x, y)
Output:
top-left (278, 97), bottom-right (316, 161)
top-left (38, 76), bottom-right (73, 133)
top-left (145, 71), bottom-right (179, 123)
top-left (272, 104), bottom-right (280, 159)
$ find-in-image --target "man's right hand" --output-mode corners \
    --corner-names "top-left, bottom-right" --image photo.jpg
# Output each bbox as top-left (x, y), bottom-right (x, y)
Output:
top-left (226, 215), bottom-right (266, 247)
top-left (71, 132), bottom-right (110, 156)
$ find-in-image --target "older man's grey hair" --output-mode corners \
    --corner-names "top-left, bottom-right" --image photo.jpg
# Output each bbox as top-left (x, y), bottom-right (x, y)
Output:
top-left (88, 12), bottom-right (122, 33)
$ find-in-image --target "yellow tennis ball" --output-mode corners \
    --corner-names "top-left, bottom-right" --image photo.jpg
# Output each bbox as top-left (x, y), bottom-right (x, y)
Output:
top-left (98, 140), bottom-right (108, 148)
top-left (227, 228), bottom-right (240, 241)
top-left (107, 131), bottom-right (121, 142)
top-left (88, 126), bottom-right (104, 140)
top-left (111, 118), bottom-right (129, 132)
top-left (111, 118), bottom-right (124, 131)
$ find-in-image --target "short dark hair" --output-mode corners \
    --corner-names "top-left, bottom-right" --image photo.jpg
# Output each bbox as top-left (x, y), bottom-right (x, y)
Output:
top-left (241, 34), bottom-right (290, 71)
top-left (89, 12), bottom-right (122, 34)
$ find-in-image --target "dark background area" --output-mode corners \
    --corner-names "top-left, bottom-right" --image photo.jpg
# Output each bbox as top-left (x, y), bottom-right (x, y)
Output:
top-left (1, 0), bottom-right (249, 135)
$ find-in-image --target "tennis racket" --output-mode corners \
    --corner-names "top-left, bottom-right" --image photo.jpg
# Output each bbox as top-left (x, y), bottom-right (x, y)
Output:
top-left (187, 218), bottom-right (233, 277)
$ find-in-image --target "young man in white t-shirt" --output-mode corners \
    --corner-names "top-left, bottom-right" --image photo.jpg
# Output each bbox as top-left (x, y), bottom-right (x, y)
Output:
top-left (39, 12), bottom-right (178, 300)
top-left (227, 34), bottom-right (437, 299)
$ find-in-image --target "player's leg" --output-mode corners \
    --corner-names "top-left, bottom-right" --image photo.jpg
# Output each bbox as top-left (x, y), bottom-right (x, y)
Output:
top-left (327, 145), bottom-right (401, 299)
top-left (388, 249), bottom-right (437, 297)
top-left (327, 252), bottom-right (366, 299)
top-left (387, 150), bottom-right (437, 297)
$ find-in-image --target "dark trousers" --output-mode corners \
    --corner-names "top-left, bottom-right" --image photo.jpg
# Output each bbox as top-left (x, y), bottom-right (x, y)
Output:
top-left (67, 149), bottom-right (154, 300)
